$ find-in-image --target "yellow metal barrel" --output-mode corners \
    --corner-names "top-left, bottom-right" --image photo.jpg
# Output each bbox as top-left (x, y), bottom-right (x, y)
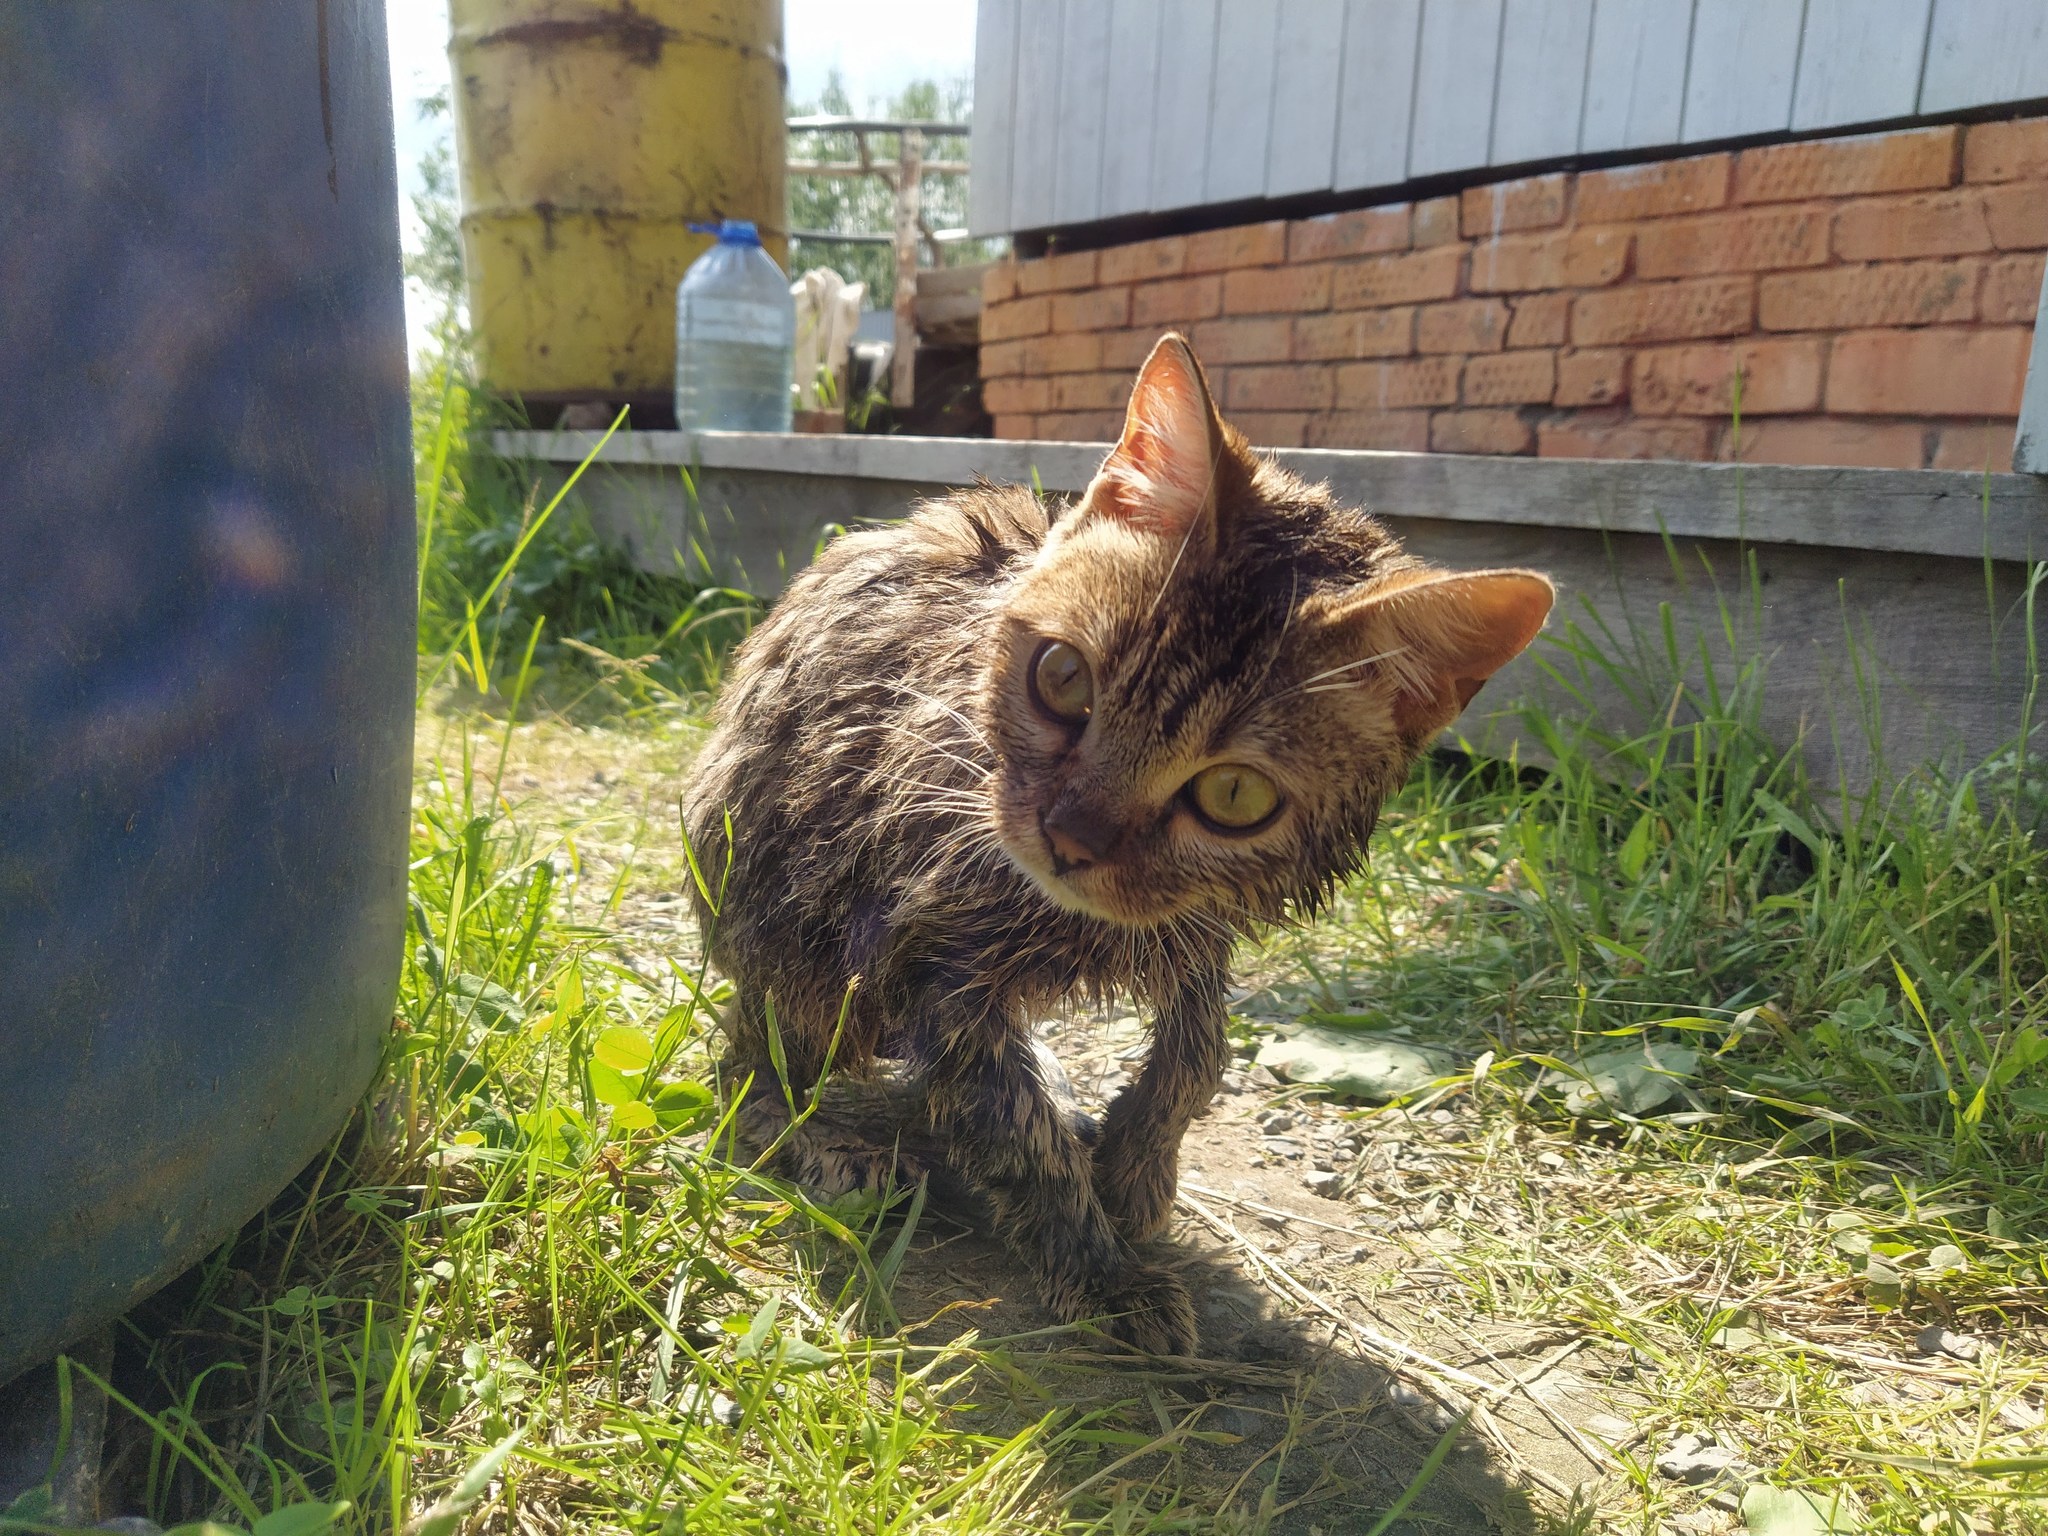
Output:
top-left (449, 0), bottom-right (787, 408)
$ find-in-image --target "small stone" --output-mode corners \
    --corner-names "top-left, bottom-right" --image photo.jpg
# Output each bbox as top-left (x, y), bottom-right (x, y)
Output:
top-left (1261, 1135), bottom-right (1306, 1160)
top-left (1346, 1243), bottom-right (1371, 1263)
top-left (1219, 1070), bottom-right (1249, 1095)
top-left (1303, 1169), bottom-right (1344, 1198)
top-left (1258, 1109), bottom-right (1297, 1133)
top-left (1655, 1432), bottom-right (1749, 1487)
top-left (1916, 1324), bottom-right (1983, 1362)
top-left (1248, 1064), bottom-right (1283, 1089)
top-left (1428, 1108), bottom-right (1456, 1125)
top-left (1257, 1210), bottom-right (1290, 1231)
top-left (1585, 1412), bottom-right (1633, 1439)
top-left (1536, 1150), bottom-right (1568, 1170)
top-left (679, 1384), bottom-right (744, 1428)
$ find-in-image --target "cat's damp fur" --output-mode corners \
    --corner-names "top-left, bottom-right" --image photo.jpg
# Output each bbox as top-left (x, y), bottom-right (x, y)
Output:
top-left (682, 335), bottom-right (1551, 1352)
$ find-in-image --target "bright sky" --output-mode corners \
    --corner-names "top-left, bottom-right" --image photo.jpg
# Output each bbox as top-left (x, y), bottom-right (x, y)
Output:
top-left (384, 1), bottom-right (978, 354)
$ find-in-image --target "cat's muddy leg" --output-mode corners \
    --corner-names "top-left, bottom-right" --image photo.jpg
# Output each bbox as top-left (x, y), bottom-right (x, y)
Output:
top-left (924, 998), bottom-right (1196, 1354)
top-left (1092, 965), bottom-right (1231, 1241)
top-left (719, 989), bottom-right (943, 1197)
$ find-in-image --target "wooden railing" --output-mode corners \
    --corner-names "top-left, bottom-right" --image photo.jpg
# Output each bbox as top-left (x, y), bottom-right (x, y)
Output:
top-left (786, 115), bottom-right (972, 408)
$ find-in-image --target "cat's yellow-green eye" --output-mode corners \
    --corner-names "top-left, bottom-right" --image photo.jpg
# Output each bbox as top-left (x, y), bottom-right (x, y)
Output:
top-left (1030, 639), bottom-right (1094, 723)
top-left (1187, 764), bottom-right (1280, 831)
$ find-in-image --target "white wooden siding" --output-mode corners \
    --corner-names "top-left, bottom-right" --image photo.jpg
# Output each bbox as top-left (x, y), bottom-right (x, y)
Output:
top-left (1579, 0), bottom-right (1692, 155)
top-left (1792, 0), bottom-right (1934, 133)
top-left (1052, 0), bottom-right (1112, 226)
top-left (972, 0), bottom-right (2048, 235)
top-left (1205, 0), bottom-right (1280, 204)
top-left (1331, 0), bottom-right (1423, 192)
top-left (1493, 0), bottom-right (1597, 166)
top-left (1920, 0), bottom-right (2048, 115)
top-left (1149, 0), bottom-right (1220, 214)
top-left (1408, 0), bottom-right (1504, 178)
top-left (1098, 0), bottom-right (1164, 216)
top-left (1265, 0), bottom-right (1347, 198)
top-left (964, 0), bottom-right (1018, 236)
top-left (1004, 0), bottom-right (1062, 231)
top-left (1679, 0), bottom-right (1805, 144)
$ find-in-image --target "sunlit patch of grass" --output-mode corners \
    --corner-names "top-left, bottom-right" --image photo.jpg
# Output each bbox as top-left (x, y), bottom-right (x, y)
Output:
top-left (87, 717), bottom-right (1277, 1535)
top-left (1242, 599), bottom-right (2048, 1532)
top-left (48, 343), bottom-right (2048, 1535)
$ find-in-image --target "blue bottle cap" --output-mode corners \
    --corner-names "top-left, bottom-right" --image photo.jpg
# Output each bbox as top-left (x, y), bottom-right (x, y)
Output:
top-left (689, 219), bottom-right (761, 246)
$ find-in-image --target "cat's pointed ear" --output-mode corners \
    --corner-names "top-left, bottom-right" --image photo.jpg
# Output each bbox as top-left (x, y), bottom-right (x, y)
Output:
top-left (1076, 333), bottom-right (1234, 547)
top-left (1316, 569), bottom-right (1555, 740)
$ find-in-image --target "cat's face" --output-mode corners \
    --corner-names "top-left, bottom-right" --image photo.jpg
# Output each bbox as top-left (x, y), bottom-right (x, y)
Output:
top-left (982, 335), bottom-right (1552, 931)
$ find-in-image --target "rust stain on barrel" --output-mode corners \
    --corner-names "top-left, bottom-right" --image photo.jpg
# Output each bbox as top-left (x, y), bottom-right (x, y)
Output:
top-left (478, 2), bottom-right (675, 65)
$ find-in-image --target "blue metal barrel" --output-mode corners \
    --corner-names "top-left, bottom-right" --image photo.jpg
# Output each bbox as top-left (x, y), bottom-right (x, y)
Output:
top-left (0, 2), bottom-right (412, 1383)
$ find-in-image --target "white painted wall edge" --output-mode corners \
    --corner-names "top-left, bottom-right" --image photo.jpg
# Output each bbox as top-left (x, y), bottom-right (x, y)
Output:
top-left (2016, 255), bottom-right (2048, 475)
top-left (494, 430), bottom-right (2048, 565)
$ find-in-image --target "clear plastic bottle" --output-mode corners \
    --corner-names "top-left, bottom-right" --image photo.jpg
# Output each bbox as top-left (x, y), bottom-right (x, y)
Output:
top-left (674, 220), bottom-right (795, 433)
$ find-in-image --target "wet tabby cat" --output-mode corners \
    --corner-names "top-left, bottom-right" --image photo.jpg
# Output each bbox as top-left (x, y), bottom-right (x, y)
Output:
top-left (682, 334), bottom-right (1552, 1353)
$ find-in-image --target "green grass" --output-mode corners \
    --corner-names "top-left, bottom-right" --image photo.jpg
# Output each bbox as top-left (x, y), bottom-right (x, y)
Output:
top-left (18, 359), bottom-right (2047, 1536)
top-left (410, 351), bottom-right (756, 716)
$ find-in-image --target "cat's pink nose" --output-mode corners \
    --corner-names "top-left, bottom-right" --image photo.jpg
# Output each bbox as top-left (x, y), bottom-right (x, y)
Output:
top-left (1043, 800), bottom-right (1120, 873)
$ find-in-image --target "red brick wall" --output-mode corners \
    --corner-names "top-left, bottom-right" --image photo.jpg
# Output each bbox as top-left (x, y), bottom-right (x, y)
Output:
top-left (978, 119), bottom-right (2048, 471)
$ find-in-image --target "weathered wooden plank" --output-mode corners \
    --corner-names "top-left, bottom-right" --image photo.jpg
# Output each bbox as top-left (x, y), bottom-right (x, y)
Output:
top-left (495, 431), bottom-right (2048, 566)
top-left (966, 0), bottom-right (1019, 236)
top-left (2017, 257), bottom-right (2048, 474)
top-left (1006, 0), bottom-right (1065, 231)
top-left (1052, 0), bottom-right (1112, 226)
top-left (499, 429), bottom-right (2048, 792)
top-left (1408, 0), bottom-right (1503, 178)
top-left (1792, 0), bottom-right (1934, 131)
top-left (1263, 0), bottom-right (1345, 199)
top-left (1491, 0), bottom-right (1595, 166)
top-left (1332, 0), bottom-right (1423, 191)
top-left (1098, 0), bottom-right (1165, 218)
top-left (1150, 0), bottom-right (1221, 212)
top-left (1920, 0), bottom-right (2048, 113)
top-left (1579, 0), bottom-right (1692, 154)
top-left (1204, 0), bottom-right (1279, 204)
top-left (1681, 0), bottom-right (1804, 144)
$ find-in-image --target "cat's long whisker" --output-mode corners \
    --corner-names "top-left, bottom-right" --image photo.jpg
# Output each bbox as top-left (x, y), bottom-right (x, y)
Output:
top-left (875, 726), bottom-right (992, 780)
top-left (864, 770), bottom-right (990, 801)
top-left (878, 679), bottom-right (994, 748)
top-left (1282, 646), bottom-right (1412, 697)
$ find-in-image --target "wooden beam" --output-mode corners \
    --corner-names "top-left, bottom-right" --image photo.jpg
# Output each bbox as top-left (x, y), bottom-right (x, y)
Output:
top-left (890, 129), bottom-right (924, 409)
top-left (494, 430), bottom-right (2048, 564)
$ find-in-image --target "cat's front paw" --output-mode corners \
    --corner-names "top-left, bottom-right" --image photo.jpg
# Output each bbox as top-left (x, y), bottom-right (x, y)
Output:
top-left (1094, 1143), bottom-right (1179, 1241)
top-left (1087, 1264), bottom-right (1198, 1355)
